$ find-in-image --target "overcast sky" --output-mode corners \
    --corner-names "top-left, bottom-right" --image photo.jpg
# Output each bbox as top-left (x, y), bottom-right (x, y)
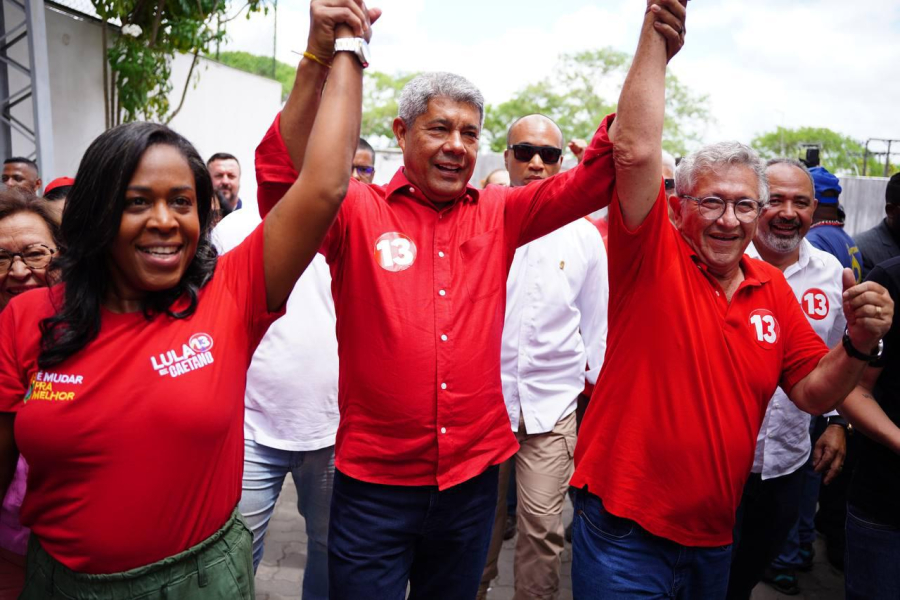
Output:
top-left (221, 0), bottom-right (899, 154)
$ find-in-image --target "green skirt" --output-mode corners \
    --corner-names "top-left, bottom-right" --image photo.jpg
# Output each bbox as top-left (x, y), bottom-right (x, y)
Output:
top-left (20, 509), bottom-right (254, 599)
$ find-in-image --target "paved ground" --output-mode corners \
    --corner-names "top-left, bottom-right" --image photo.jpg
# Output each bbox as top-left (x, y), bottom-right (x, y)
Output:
top-left (255, 478), bottom-right (845, 599)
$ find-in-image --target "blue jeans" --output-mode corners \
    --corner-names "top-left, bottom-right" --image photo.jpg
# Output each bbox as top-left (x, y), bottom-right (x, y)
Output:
top-left (572, 489), bottom-right (732, 599)
top-left (237, 439), bottom-right (334, 600)
top-left (328, 466), bottom-right (498, 600)
top-left (844, 504), bottom-right (900, 599)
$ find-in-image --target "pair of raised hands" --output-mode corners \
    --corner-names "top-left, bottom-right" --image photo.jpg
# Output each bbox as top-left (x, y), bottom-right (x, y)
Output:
top-left (302, 0), bottom-right (690, 68)
top-left (305, 0), bottom-right (381, 65)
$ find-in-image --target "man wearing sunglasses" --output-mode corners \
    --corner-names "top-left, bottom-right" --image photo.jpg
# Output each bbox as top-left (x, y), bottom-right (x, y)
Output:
top-left (352, 137), bottom-right (376, 184)
top-left (569, 1), bottom-right (893, 597)
top-left (478, 114), bottom-right (608, 600)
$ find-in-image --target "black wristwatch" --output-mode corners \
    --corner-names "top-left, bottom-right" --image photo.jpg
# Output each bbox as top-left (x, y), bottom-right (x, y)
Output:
top-left (842, 329), bottom-right (883, 363)
top-left (825, 415), bottom-right (849, 430)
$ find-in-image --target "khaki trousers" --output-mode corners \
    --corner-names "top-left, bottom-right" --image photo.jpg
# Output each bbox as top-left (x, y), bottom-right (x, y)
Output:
top-left (478, 410), bottom-right (577, 600)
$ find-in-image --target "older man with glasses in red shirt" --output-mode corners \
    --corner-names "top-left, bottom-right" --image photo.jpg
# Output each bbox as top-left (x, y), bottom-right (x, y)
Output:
top-left (253, 0), bottom-right (686, 598)
top-left (569, 2), bottom-right (894, 597)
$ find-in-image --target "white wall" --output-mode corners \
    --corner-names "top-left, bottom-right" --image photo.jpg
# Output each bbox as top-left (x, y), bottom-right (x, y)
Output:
top-left (15, 5), bottom-right (283, 213)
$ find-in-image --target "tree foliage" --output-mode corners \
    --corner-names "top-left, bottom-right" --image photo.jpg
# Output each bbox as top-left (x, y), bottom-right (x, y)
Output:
top-left (93, 0), bottom-right (268, 127)
top-left (361, 71), bottom-right (419, 140)
top-left (215, 51), bottom-right (295, 99)
top-left (751, 127), bottom-right (893, 176)
top-left (483, 48), bottom-right (712, 155)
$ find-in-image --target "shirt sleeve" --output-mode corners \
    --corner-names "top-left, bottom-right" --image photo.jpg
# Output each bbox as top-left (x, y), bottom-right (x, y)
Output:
top-left (502, 114), bottom-right (617, 253)
top-left (576, 223), bottom-right (609, 386)
top-left (253, 111), bottom-right (355, 263)
top-left (255, 112), bottom-right (297, 219)
top-left (779, 277), bottom-right (830, 396)
top-left (215, 222), bottom-right (286, 353)
top-left (0, 303), bottom-right (27, 413)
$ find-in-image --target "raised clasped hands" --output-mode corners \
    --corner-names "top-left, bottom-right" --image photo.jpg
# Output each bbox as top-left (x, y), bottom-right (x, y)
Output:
top-left (307, 0), bottom-right (382, 64)
top-left (842, 268), bottom-right (894, 355)
top-left (646, 0), bottom-right (688, 62)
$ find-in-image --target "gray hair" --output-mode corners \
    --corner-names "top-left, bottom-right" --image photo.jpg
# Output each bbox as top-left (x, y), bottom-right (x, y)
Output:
top-left (397, 72), bottom-right (485, 128)
top-left (766, 158), bottom-right (815, 196)
top-left (675, 141), bottom-right (769, 205)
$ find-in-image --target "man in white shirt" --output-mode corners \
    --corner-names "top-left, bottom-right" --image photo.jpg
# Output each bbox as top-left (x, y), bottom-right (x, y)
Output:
top-left (728, 159), bottom-right (849, 599)
top-left (212, 205), bottom-right (339, 600)
top-left (478, 114), bottom-right (608, 600)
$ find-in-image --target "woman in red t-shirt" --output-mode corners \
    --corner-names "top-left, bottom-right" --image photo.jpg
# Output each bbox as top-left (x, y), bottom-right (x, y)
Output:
top-left (0, 188), bottom-right (62, 598)
top-left (0, 14), bottom-right (371, 597)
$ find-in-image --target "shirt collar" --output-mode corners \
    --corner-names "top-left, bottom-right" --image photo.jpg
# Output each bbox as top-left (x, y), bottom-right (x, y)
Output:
top-left (384, 167), bottom-right (480, 208)
top-left (746, 239), bottom-right (810, 279)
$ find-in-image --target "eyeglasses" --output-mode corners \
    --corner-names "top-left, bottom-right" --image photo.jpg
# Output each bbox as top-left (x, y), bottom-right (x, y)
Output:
top-left (680, 195), bottom-right (763, 223)
top-left (353, 165), bottom-right (375, 176)
top-left (507, 144), bottom-right (563, 165)
top-left (0, 243), bottom-right (56, 272)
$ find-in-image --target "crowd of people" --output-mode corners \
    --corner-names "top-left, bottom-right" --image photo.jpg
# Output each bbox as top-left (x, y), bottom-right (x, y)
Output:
top-left (0, 0), bottom-right (898, 599)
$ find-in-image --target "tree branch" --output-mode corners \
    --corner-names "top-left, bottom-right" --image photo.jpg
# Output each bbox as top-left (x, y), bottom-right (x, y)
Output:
top-left (149, 0), bottom-right (165, 48)
top-left (164, 49), bottom-right (200, 125)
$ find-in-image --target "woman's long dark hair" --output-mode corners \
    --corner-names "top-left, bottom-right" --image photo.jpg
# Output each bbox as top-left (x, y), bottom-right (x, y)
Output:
top-left (38, 122), bottom-right (219, 368)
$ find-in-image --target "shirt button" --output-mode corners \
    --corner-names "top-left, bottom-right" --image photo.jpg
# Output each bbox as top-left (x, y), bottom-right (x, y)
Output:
top-left (438, 251), bottom-right (445, 258)
top-left (440, 427), bottom-right (447, 434)
top-left (441, 334), bottom-right (448, 341)
top-left (767, 433), bottom-right (774, 439)
top-left (441, 382), bottom-right (447, 390)
top-left (439, 289), bottom-right (446, 296)
top-left (409, 187), bottom-right (415, 193)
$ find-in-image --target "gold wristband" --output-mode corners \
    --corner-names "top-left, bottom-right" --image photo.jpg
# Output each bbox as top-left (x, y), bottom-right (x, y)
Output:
top-left (302, 51), bottom-right (331, 69)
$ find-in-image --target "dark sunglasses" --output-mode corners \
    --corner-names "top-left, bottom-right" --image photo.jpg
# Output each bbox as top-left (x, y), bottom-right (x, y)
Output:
top-left (508, 144), bottom-right (563, 165)
top-left (353, 165), bottom-right (375, 175)
top-left (664, 178), bottom-right (675, 190)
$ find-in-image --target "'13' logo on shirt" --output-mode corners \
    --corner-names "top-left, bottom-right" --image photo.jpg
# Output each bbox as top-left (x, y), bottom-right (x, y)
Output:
top-left (801, 288), bottom-right (829, 320)
top-left (749, 309), bottom-right (780, 348)
top-left (373, 232), bottom-right (417, 272)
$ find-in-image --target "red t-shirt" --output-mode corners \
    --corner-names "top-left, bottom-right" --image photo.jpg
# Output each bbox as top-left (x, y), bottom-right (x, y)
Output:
top-left (0, 225), bottom-right (282, 573)
top-left (255, 113), bottom-right (617, 490)
top-left (571, 144), bottom-right (828, 547)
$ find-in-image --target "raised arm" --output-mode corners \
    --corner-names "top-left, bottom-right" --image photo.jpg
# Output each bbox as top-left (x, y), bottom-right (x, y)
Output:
top-left (609, 0), bottom-right (686, 230)
top-left (790, 269), bottom-right (894, 414)
top-left (281, 0), bottom-right (378, 170)
top-left (262, 21), bottom-right (369, 311)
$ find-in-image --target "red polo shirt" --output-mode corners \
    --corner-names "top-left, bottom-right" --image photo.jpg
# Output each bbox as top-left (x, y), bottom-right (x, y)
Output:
top-left (571, 134), bottom-right (829, 546)
top-left (256, 113), bottom-right (617, 489)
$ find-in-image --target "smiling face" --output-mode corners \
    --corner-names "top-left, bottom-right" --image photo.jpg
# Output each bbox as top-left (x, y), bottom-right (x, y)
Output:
top-left (504, 115), bottom-right (564, 188)
top-left (674, 164), bottom-right (761, 280)
top-left (105, 144), bottom-right (200, 310)
top-left (0, 211), bottom-right (57, 310)
top-left (756, 163), bottom-right (816, 256)
top-left (393, 97), bottom-right (481, 204)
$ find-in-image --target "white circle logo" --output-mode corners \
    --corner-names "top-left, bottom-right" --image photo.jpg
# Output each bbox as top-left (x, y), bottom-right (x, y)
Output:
top-left (373, 232), bottom-right (417, 272)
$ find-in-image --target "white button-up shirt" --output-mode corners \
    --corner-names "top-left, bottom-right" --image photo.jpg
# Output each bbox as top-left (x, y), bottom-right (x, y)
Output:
top-left (502, 218), bottom-right (608, 434)
top-left (747, 239), bottom-right (846, 479)
top-left (213, 209), bottom-right (339, 451)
